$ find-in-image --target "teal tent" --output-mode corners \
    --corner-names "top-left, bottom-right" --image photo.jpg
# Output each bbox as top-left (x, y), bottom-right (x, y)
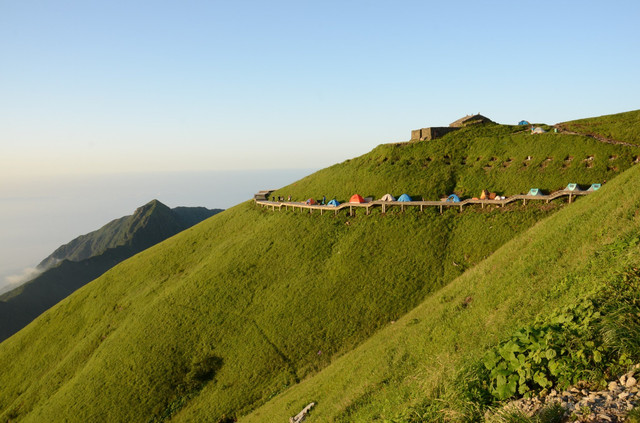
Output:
top-left (565, 183), bottom-right (581, 191)
top-left (397, 194), bottom-right (412, 202)
top-left (446, 194), bottom-right (461, 203)
top-left (327, 199), bottom-right (340, 207)
top-left (587, 184), bottom-right (601, 192)
top-left (527, 188), bottom-right (543, 196)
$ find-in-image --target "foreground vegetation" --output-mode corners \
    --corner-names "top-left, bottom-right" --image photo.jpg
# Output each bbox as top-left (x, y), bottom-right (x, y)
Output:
top-left (0, 111), bottom-right (638, 422)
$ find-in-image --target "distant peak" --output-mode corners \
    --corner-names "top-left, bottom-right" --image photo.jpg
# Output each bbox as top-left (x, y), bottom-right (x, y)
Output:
top-left (134, 199), bottom-right (171, 216)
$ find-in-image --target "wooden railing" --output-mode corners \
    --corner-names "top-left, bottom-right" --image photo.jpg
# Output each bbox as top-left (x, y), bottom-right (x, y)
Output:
top-left (255, 190), bottom-right (592, 216)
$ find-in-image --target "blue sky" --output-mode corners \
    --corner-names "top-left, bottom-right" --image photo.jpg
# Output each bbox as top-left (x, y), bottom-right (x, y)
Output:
top-left (2, 0), bottom-right (639, 179)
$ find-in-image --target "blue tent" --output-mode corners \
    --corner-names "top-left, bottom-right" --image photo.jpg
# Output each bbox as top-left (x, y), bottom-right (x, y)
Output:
top-left (565, 183), bottom-right (581, 191)
top-left (527, 188), bottom-right (543, 196)
top-left (446, 194), bottom-right (461, 203)
top-left (397, 193), bottom-right (412, 202)
top-left (519, 120), bottom-right (530, 125)
top-left (587, 183), bottom-right (601, 192)
top-left (327, 199), bottom-right (340, 207)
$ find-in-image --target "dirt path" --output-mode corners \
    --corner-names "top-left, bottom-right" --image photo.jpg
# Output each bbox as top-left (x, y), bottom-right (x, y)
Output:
top-left (554, 124), bottom-right (639, 148)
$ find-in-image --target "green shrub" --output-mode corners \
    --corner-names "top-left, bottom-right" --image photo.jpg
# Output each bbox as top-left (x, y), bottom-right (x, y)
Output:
top-left (481, 267), bottom-right (640, 401)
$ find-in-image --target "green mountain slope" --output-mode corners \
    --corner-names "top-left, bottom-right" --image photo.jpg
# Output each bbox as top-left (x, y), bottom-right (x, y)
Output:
top-left (0, 200), bottom-right (222, 342)
top-left (0, 113), bottom-right (636, 422)
top-left (241, 150), bottom-right (640, 423)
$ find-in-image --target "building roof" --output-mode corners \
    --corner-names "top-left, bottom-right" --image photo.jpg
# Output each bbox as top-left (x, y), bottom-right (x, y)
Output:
top-left (449, 114), bottom-right (492, 128)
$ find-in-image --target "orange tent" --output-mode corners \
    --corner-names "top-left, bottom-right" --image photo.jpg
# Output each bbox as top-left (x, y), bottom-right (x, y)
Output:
top-left (306, 198), bottom-right (317, 205)
top-left (349, 194), bottom-right (365, 203)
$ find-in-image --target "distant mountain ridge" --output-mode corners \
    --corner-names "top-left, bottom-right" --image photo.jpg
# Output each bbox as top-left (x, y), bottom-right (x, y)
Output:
top-left (37, 200), bottom-right (218, 270)
top-left (0, 200), bottom-right (222, 342)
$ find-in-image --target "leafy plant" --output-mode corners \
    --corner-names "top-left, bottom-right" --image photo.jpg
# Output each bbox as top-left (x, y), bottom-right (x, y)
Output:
top-left (482, 268), bottom-right (640, 400)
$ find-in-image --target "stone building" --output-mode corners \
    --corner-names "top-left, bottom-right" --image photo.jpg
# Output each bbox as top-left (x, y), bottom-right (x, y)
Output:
top-left (410, 127), bottom-right (459, 141)
top-left (411, 114), bottom-right (493, 141)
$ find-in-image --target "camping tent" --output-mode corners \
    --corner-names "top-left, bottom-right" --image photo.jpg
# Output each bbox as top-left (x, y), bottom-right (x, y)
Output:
top-left (446, 194), bottom-right (461, 203)
top-left (305, 198), bottom-right (317, 205)
top-left (564, 183), bottom-right (581, 192)
top-left (587, 184), bottom-right (601, 192)
top-left (327, 199), bottom-right (340, 207)
top-left (380, 193), bottom-right (396, 202)
top-left (527, 188), bottom-right (543, 196)
top-left (397, 194), bottom-right (412, 202)
top-left (519, 120), bottom-right (530, 125)
top-left (532, 127), bottom-right (546, 134)
top-left (349, 194), bottom-right (365, 203)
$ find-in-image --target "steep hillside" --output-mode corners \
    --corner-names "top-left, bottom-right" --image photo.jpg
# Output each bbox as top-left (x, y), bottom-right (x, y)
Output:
top-left (241, 153), bottom-right (640, 422)
top-left (0, 200), bottom-right (222, 342)
top-left (0, 114), bottom-right (636, 422)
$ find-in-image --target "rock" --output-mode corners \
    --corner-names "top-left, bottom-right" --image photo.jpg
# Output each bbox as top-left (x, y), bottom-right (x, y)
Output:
top-left (627, 376), bottom-right (637, 388)
top-left (609, 381), bottom-right (620, 392)
top-left (597, 414), bottom-right (612, 421)
top-left (581, 388), bottom-right (589, 396)
top-left (619, 391), bottom-right (629, 400)
top-left (621, 375), bottom-right (628, 385)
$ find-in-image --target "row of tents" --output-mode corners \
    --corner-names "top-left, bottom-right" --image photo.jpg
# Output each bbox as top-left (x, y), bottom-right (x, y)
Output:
top-left (304, 183), bottom-right (601, 207)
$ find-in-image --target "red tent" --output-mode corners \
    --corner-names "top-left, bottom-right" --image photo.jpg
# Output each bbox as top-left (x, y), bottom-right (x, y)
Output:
top-left (306, 198), bottom-right (317, 205)
top-left (349, 194), bottom-right (365, 203)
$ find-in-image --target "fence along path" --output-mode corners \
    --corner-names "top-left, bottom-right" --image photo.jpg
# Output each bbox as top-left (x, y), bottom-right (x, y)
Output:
top-left (255, 190), bottom-right (591, 216)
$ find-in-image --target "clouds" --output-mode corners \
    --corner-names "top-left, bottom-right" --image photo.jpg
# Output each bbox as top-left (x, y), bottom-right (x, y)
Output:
top-left (0, 267), bottom-right (42, 294)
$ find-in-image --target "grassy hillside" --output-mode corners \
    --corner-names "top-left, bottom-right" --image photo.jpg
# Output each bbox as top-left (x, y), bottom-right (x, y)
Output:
top-left (243, 153), bottom-right (640, 422)
top-left (272, 123), bottom-right (637, 203)
top-left (0, 113), bottom-right (637, 422)
top-left (0, 202), bottom-right (559, 422)
top-left (558, 109), bottom-right (640, 146)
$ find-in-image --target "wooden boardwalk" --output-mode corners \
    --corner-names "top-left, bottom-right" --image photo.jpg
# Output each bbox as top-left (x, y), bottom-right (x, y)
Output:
top-left (255, 190), bottom-right (591, 216)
